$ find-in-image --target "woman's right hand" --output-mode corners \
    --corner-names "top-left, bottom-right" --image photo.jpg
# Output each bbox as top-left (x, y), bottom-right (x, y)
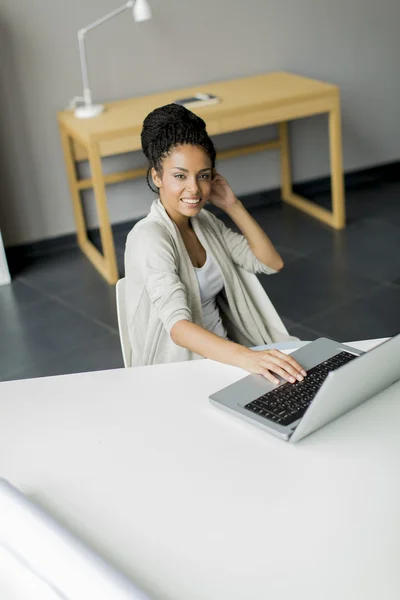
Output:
top-left (170, 321), bottom-right (307, 385)
top-left (239, 348), bottom-right (307, 385)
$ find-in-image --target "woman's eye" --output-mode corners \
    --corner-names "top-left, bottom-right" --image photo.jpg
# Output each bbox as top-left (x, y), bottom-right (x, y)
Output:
top-left (174, 173), bottom-right (210, 180)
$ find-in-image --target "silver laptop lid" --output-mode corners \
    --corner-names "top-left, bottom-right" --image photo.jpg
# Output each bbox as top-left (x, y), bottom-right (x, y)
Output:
top-left (290, 334), bottom-right (400, 442)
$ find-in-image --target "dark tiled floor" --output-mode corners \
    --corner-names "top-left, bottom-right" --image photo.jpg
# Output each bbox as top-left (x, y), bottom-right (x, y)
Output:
top-left (1, 180), bottom-right (400, 382)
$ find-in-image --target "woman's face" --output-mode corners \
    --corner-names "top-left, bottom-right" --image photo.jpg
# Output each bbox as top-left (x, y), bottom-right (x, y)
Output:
top-left (152, 144), bottom-right (213, 224)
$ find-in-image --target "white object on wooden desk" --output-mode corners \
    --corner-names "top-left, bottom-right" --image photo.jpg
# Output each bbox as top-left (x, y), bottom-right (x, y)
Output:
top-left (0, 339), bottom-right (399, 600)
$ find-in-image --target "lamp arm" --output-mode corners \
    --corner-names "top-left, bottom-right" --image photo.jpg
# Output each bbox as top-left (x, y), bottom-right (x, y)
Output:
top-left (77, 34), bottom-right (91, 105)
top-left (77, 1), bottom-right (135, 106)
top-left (78, 1), bottom-right (135, 36)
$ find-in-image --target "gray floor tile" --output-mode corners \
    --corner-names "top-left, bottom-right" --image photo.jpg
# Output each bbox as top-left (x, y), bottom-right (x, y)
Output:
top-left (18, 248), bottom-right (112, 295)
top-left (313, 217), bottom-right (400, 284)
top-left (303, 284), bottom-right (400, 341)
top-left (258, 256), bottom-right (378, 323)
top-left (347, 181), bottom-right (400, 224)
top-left (0, 298), bottom-right (110, 379)
top-left (288, 323), bottom-right (325, 341)
top-left (279, 315), bottom-right (297, 331)
top-left (249, 203), bottom-right (339, 256)
top-left (278, 315), bottom-right (301, 339)
top-left (0, 333), bottom-right (52, 382)
top-left (386, 212), bottom-right (400, 228)
top-left (309, 181), bottom-right (400, 224)
top-left (115, 248), bottom-right (126, 278)
top-left (58, 280), bottom-right (119, 332)
top-left (0, 279), bottom-right (47, 320)
top-left (274, 245), bottom-right (304, 265)
top-left (4, 332), bottom-right (124, 381)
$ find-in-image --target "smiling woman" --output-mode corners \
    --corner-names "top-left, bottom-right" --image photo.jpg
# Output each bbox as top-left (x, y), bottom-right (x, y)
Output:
top-left (124, 104), bottom-right (304, 384)
top-left (152, 144), bottom-right (213, 229)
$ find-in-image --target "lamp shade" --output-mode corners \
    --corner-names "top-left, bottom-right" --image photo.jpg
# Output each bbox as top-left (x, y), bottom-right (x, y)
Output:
top-left (133, 0), bottom-right (152, 22)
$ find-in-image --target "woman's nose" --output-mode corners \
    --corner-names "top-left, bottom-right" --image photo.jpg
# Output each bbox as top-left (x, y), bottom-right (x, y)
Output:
top-left (186, 179), bottom-right (200, 193)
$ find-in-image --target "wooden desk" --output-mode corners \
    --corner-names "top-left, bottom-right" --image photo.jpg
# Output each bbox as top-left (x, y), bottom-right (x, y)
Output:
top-left (58, 72), bottom-right (346, 284)
top-left (1, 339), bottom-right (398, 600)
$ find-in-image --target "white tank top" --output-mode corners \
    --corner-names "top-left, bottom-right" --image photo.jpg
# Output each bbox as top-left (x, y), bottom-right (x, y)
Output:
top-left (194, 253), bottom-right (228, 339)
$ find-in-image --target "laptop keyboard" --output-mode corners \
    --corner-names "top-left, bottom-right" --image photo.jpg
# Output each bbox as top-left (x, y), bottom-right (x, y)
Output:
top-left (244, 351), bottom-right (357, 427)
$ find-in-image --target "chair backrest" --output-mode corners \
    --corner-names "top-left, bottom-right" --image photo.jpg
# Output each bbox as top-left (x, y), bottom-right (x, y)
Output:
top-left (236, 266), bottom-right (289, 337)
top-left (115, 278), bottom-right (132, 368)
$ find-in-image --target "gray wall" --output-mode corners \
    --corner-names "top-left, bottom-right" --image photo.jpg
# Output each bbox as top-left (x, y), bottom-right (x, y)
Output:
top-left (0, 0), bottom-right (399, 247)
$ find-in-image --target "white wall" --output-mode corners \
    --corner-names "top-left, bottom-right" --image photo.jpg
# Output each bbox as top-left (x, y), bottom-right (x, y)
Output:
top-left (0, 0), bottom-right (399, 246)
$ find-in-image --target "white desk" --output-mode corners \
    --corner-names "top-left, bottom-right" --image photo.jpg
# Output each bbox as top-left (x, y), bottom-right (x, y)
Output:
top-left (0, 339), bottom-right (399, 600)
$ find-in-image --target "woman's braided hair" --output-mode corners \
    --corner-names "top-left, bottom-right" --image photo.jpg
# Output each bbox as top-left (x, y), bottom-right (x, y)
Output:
top-left (141, 103), bottom-right (216, 193)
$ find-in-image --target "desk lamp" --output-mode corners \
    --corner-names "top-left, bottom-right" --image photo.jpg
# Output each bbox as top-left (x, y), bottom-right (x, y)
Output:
top-left (72, 0), bottom-right (152, 119)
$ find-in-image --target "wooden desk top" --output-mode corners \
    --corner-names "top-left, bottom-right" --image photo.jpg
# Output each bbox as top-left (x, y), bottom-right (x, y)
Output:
top-left (58, 72), bottom-right (338, 152)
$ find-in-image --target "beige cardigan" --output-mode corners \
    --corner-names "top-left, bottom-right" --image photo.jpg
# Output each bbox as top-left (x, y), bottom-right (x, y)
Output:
top-left (124, 199), bottom-right (297, 366)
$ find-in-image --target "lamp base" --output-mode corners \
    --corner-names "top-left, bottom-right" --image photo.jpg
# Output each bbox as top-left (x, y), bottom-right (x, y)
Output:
top-left (74, 104), bottom-right (104, 119)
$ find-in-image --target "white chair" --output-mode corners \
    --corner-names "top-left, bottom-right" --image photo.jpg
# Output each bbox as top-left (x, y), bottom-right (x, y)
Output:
top-left (115, 278), bottom-right (132, 368)
top-left (116, 270), bottom-right (291, 368)
top-left (0, 230), bottom-right (11, 286)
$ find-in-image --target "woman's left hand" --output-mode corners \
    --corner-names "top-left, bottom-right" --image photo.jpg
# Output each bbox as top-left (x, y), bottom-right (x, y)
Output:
top-left (209, 172), bottom-right (239, 212)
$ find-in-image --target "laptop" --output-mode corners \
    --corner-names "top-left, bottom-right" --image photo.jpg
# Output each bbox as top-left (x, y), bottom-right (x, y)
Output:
top-left (209, 335), bottom-right (400, 442)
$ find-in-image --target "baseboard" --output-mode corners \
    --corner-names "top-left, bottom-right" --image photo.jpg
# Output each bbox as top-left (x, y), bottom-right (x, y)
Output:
top-left (5, 160), bottom-right (400, 267)
top-left (294, 160), bottom-right (400, 197)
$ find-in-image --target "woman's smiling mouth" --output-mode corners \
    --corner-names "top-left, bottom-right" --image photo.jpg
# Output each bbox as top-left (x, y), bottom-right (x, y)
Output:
top-left (181, 197), bottom-right (202, 205)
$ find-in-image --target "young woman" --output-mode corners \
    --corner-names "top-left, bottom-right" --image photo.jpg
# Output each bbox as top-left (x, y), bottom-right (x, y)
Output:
top-left (124, 104), bottom-right (306, 385)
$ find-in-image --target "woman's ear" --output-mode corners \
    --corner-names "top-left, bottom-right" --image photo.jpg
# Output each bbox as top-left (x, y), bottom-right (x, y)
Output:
top-left (151, 167), bottom-right (162, 189)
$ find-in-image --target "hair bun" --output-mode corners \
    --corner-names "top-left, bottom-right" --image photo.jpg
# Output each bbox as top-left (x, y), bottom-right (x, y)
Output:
top-left (141, 102), bottom-right (216, 185)
top-left (142, 104), bottom-right (206, 143)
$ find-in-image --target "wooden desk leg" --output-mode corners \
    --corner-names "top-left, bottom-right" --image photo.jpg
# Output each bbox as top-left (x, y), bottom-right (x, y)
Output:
top-left (278, 112), bottom-right (346, 230)
top-left (59, 127), bottom-right (88, 249)
top-left (87, 141), bottom-right (119, 284)
top-left (329, 96), bottom-right (346, 229)
top-left (60, 127), bottom-right (119, 284)
top-left (279, 122), bottom-right (293, 201)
